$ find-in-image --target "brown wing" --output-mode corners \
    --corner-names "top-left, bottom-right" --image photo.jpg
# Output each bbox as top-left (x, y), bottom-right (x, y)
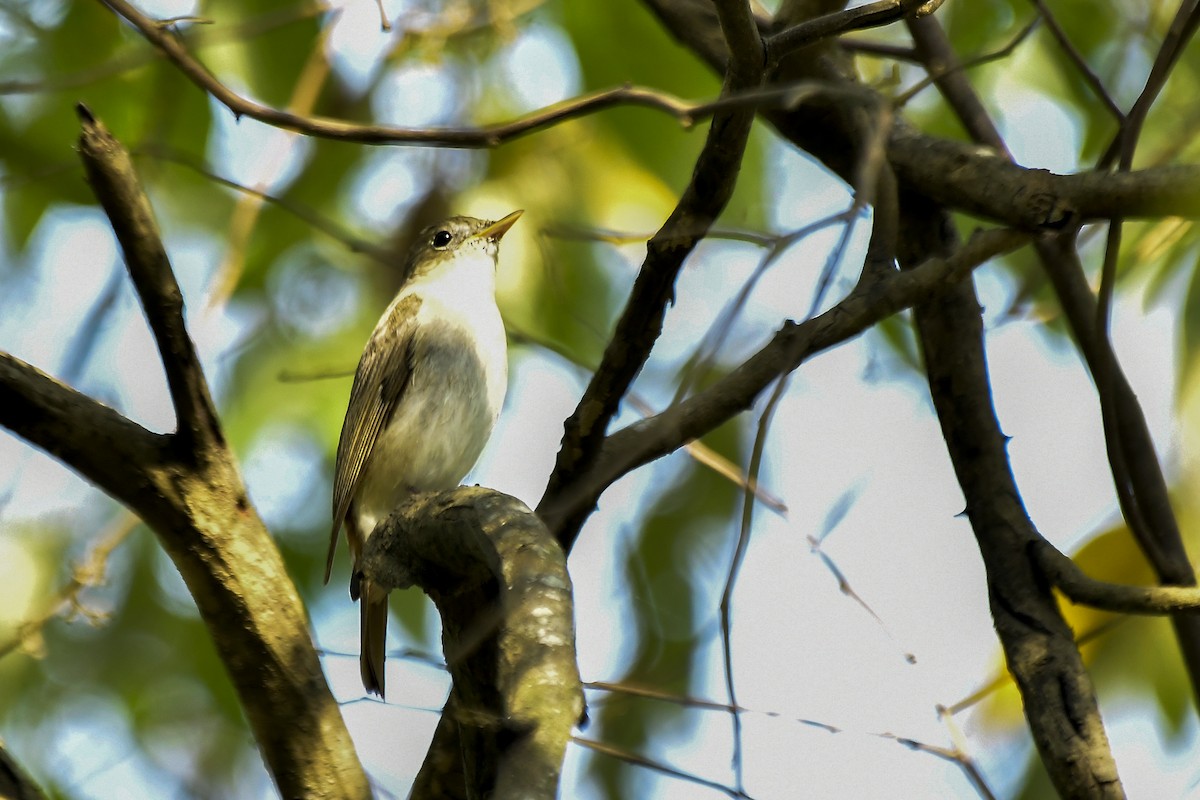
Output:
top-left (324, 295), bottom-right (421, 583)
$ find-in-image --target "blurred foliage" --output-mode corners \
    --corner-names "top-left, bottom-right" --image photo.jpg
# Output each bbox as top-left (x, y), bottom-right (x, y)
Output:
top-left (2, 0), bottom-right (1200, 798)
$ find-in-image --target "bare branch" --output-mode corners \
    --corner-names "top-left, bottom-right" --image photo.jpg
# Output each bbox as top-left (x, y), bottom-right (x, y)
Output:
top-left (137, 144), bottom-right (391, 263)
top-left (765, 0), bottom-right (945, 67)
top-left (1029, 0), bottom-right (1125, 123)
top-left (903, 217), bottom-right (1123, 799)
top-left (0, 108), bottom-right (371, 799)
top-left (887, 131), bottom-right (1200, 226)
top-left (0, 743), bottom-right (46, 800)
top-left (537, 228), bottom-right (1029, 535)
top-left (0, 353), bottom-right (161, 503)
top-left (1098, 0), bottom-right (1200, 168)
top-left (902, 15), bottom-right (1020, 154)
top-left (96, 0), bottom-right (761, 148)
top-left (1036, 542), bottom-right (1200, 615)
top-left (76, 104), bottom-right (222, 452)
top-left (538, 0), bottom-right (766, 550)
top-left (572, 737), bottom-right (752, 800)
top-left (362, 488), bottom-right (584, 800)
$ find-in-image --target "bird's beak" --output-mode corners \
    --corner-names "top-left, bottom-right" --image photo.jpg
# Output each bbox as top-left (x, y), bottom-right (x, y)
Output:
top-left (476, 210), bottom-right (523, 242)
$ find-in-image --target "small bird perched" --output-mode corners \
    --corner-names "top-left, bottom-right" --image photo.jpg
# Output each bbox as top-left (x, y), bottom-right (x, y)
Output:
top-left (326, 210), bottom-right (521, 697)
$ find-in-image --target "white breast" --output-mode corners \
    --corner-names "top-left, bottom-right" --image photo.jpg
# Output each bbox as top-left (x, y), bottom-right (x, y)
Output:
top-left (353, 251), bottom-right (508, 534)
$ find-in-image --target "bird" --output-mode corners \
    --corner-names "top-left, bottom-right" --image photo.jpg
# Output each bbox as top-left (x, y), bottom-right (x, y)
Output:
top-left (326, 210), bottom-right (521, 697)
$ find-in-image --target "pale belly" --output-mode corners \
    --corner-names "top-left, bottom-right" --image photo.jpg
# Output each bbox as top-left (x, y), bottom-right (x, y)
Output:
top-left (353, 320), bottom-right (506, 534)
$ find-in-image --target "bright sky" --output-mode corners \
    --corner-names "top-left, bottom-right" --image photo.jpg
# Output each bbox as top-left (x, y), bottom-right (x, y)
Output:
top-left (0, 2), bottom-right (1195, 799)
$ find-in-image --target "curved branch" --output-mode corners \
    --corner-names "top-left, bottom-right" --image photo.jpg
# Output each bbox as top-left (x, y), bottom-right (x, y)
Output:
top-left (97, 0), bottom-right (753, 148)
top-left (362, 487), bottom-right (584, 800)
top-left (1036, 542), bottom-right (1200, 615)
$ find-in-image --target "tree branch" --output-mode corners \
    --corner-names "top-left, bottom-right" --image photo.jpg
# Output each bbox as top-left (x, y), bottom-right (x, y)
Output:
top-left (0, 743), bottom-right (47, 800)
top-left (887, 130), bottom-right (1200, 226)
top-left (537, 227), bottom-right (1029, 536)
top-left (1035, 542), bottom-right (1200, 615)
top-left (766, 0), bottom-right (943, 66)
top-left (96, 0), bottom-right (756, 148)
top-left (538, 0), bottom-right (766, 551)
top-left (97, 0), bottom-right (1200, 232)
top-left (901, 202), bottom-right (1123, 800)
top-left (899, 8), bottom-right (1200, 712)
top-left (0, 353), bottom-right (162, 503)
top-left (362, 488), bottom-right (584, 800)
top-left (0, 110), bottom-right (369, 799)
top-left (76, 103), bottom-right (222, 453)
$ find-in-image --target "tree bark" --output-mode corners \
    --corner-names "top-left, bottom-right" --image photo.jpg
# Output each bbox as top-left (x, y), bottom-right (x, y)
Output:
top-left (362, 487), bottom-right (584, 800)
top-left (0, 109), bottom-right (370, 800)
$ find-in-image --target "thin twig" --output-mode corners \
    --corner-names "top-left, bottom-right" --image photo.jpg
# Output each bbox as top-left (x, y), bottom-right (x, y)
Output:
top-left (1028, 0), bottom-right (1126, 123)
top-left (895, 17), bottom-right (1039, 127)
top-left (138, 145), bottom-right (390, 262)
top-left (571, 736), bottom-right (754, 799)
top-left (720, 369), bottom-right (789, 795)
top-left (0, 513), bottom-right (139, 661)
top-left (537, 228), bottom-right (1030, 537)
top-left (96, 0), bottom-right (817, 149)
top-left (765, 0), bottom-right (945, 67)
top-left (672, 209), bottom-right (854, 405)
top-left (583, 682), bottom-right (996, 799)
top-left (1096, 1), bottom-right (1200, 342)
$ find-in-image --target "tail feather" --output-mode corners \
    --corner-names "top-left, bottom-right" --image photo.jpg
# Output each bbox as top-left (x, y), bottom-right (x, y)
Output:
top-left (360, 581), bottom-right (388, 697)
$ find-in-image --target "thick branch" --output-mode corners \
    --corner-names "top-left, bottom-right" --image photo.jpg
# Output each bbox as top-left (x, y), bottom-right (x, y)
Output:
top-left (76, 103), bottom-right (222, 452)
top-left (0, 353), bottom-right (162, 502)
top-left (0, 111), bottom-right (369, 799)
top-left (900, 201), bottom-right (1122, 800)
top-left (362, 487), bottom-right (584, 800)
top-left (889, 130), bottom-right (1200, 226)
top-left (0, 743), bottom-right (46, 800)
top-left (645, 0), bottom-right (1200, 227)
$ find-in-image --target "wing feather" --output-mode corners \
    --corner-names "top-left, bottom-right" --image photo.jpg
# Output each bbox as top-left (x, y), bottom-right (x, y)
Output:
top-left (324, 294), bottom-right (422, 582)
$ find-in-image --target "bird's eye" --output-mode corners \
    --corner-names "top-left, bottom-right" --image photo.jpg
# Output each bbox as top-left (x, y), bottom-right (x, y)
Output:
top-left (432, 230), bottom-right (453, 248)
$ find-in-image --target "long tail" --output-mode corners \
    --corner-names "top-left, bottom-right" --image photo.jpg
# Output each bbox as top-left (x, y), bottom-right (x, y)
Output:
top-left (360, 579), bottom-right (388, 698)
